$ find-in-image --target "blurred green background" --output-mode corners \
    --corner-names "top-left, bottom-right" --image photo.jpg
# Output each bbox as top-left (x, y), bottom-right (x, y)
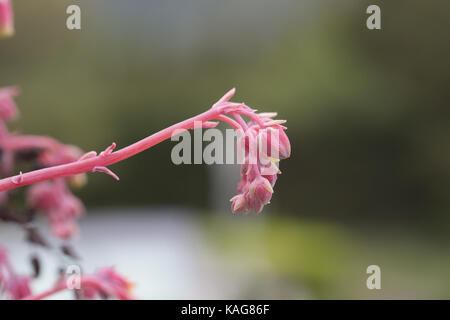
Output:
top-left (1, 0), bottom-right (450, 299)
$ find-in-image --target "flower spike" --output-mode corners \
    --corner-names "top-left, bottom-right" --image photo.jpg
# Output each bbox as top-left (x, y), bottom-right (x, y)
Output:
top-left (0, 89), bottom-right (290, 214)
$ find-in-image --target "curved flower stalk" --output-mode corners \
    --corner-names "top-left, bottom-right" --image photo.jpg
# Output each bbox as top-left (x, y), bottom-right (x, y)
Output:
top-left (0, 0), bottom-right (14, 38)
top-left (0, 88), bottom-right (291, 213)
top-left (22, 267), bottom-right (134, 300)
top-left (0, 4), bottom-right (290, 301)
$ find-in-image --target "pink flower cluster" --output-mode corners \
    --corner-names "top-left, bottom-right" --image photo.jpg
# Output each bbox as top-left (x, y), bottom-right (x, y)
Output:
top-left (2, 245), bottom-right (133, 300)
top-left (214, 102), bottom-right (291, 213)
top-left (0, 87), bottom-right (85, 238)
top-left (76, 267), bottom-right (134, 300)
top-left (27, 179), bottom-right (84, 239)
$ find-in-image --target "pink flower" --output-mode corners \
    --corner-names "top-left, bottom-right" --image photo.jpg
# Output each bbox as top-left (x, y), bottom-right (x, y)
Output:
top-left (4, 274), bottom-right (32, 299)
top-left (0, 86), bottom-right (19, 121)
top-left (0, 246), bottom-right (32, 300)
top-left (78, 267), bottom-right (134, 300)
top-left (229, 111), bottom-right (290, 214)
top-left (38, 144), bottom-right (83, 167)
top-left (27, 179), bottom-right (84, 239)
top-left (0, 0), bottom-right (14, 38)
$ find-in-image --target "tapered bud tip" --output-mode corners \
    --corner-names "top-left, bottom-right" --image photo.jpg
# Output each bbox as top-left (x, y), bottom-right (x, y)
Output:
top-left (246, 176), bottom-right (274, 207)
top-left (259, 112), bottom-right (278, 119)
top-left (262, 178), bottom-right (274, 194)
top-left (216, 88), bottom-right (236, 105)
top-left (265, 119), bottom-right (287, 126)
top-left (279, 129), bottom-right (291, 159)
top-left (231, 194), bottom-right (246, 212)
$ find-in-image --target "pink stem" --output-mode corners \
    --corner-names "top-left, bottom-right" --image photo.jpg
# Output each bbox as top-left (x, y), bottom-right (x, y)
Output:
top-left (215, 115), bottom-right (242, 130)
top-left (22, 276), bottom-right (131, 300)
top-left (231, 113), bottom-right (248, 130)
top-left (0, 108), bottom-right (223, 192)
top-left (22, 283), bottom-right (66, 300)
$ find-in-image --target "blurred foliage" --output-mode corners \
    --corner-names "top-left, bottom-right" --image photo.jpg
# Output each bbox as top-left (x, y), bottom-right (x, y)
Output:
top-left (206, 215), bottom-right (450, 298)
top-left (0, 0), bottom-right (449, 221)
top-left (206, 216), bottom-right (351, 297)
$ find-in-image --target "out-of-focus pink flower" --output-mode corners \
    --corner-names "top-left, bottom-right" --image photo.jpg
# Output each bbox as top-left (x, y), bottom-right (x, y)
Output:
top-left (0, 246), bottom-right (32, 300)
top-left (27, 179), bottom-right (84, 239)
top-left (230, 111), bottom-right (290, 214)
top-left (38, 144), bottom-right (83, 167)
top-left (5, 274), bottom-right (32, 299)
top-left (0, 0), bottom-right (14, 38)
top-left (78, 267), bottom-right (134, 300)
top-left (0, 86), bottom-right (19, 121)
top-left (0, 245), bottom-right (6, 263)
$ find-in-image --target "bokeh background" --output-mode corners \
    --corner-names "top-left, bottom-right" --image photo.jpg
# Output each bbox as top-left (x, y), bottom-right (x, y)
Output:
top-left (1, 0), bottom-right (450, 299)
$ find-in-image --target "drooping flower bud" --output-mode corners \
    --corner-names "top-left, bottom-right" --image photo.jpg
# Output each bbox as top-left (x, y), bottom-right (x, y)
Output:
top-left (230, 107), bottom-right (290, 214)
top-left (0, 0), bottom-right (14, 38)
top-left (249, 175), bottom-right (273, 205)
top-left (278, 128), bottom-right (291, 159)
top-left (258, 126), bottom-right (290, 161)
top-left (230, 194), bottom-right (247, 213)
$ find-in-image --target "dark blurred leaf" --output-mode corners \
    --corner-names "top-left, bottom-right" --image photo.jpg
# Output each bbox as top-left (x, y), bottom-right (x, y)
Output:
top-left (30, 254), bottom-right (41, 278)
top-left (61, 245), bottom-right (80, 260)
top-left (25, 226), bottom-right (50, 248)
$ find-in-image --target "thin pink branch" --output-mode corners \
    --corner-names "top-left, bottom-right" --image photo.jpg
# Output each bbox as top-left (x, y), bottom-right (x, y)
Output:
top-left (0, 90), bottom-right (253, 192)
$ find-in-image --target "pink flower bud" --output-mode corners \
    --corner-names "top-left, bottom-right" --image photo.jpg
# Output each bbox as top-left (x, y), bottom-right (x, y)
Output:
top-left (263, 173), bottom-right (278, 187)
top-left (79, 267), bottom-right (134, 300)
top-left (249, 176), bottom-right (273, 205)
top-left (258, 127), bottom-right (290, 161)
top-left (278, 128), bottom-right (291, 159)
top-left (230, 194), bottom-right (247, 213)
top-left (27, 180), bottom-right (84, 239)
top-left (27, 181), bottom-right (60, 211)
top-left (50, 219), bottom-right (79, 239)
top-left (0, 0), bottom-right (14, 38)
top-left (5, 275), bottom-right (32, 299)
